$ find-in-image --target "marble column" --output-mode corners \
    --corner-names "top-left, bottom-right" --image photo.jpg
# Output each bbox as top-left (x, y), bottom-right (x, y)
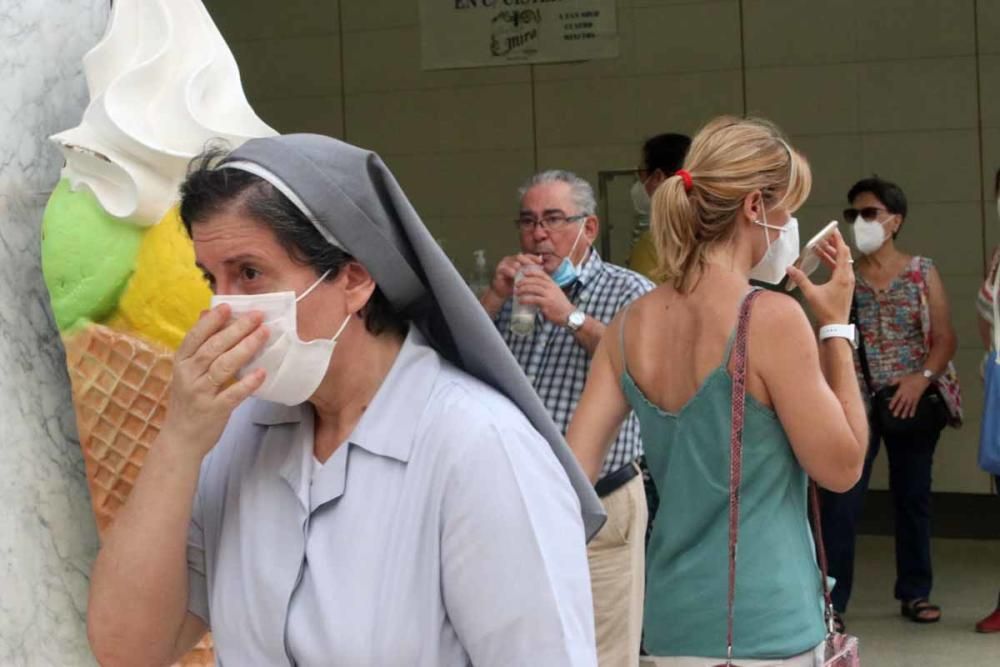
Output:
top-left (0, 1), bottom-right (109, 664)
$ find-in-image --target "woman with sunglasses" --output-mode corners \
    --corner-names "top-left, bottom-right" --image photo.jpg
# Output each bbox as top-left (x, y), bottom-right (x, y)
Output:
top-left (820, 176), bottom-right (961, 629)
top-left (567, 116), bottom-right (868, 665)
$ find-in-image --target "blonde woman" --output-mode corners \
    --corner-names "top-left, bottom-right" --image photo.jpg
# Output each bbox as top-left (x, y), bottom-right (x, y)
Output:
top-left (567, 117), bottom-right (868, 665)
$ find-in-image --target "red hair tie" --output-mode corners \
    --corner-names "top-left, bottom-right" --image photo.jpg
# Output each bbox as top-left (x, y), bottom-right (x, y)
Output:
top-left (675, 169), bottom-right (693, 193)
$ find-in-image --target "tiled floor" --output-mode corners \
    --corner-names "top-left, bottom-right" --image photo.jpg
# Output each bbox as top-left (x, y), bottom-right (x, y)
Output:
top-left (844, 536), bottom-right (999, 666)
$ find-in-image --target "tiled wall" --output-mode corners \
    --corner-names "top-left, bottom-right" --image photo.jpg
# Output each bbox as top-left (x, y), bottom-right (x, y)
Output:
top-left (207, 0), bottom-right (1000, 494)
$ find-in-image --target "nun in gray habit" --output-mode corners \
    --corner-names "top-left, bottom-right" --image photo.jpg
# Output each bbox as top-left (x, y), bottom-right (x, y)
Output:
top-left (86, 134), bottom-right (604, 667)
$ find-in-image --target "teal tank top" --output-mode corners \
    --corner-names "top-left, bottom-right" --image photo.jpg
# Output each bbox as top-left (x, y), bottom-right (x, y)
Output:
top-left (620, 300), bottom-right (826, 659)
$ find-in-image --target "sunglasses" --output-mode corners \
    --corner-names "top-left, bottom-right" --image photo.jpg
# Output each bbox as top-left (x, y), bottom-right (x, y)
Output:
top-left (844, 206), bottom-right (892, 223)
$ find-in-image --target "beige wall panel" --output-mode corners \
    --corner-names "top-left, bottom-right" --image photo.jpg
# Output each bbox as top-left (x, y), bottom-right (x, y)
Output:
top-left (534, 78), bottom-right (639, 148)
top-left (342, 26), bottom-right (530, 95)
top-left (742, 0), bottom-right (856, 67)
top-left (895, 202), bottom-right (982, 276)
top-left (254, 96), bottom-right (345, 138)
top-left (230, 36), bottom-right (341, 103)
top-left (432, 150), bottom-right (538, 217)
top-left (861, 130), bottom-right (980, 203)
top-left (790, 134), bottom-right (864, 208)
top-left (855, 0), bottom-right (975, 60)
top-left (979, 0), bottom-right (1000, 55)
top-left (206, 0), bottom-right (339, 41)
top-left (435, 84), bottom-right (535, 153)
top-left (340, 0), bottom-right (418, 33)
top-left (745, 64), bottom-right (860, 136)
top-left (345, 89), bottom-right (441, 155)
top-left (378, 149), bottom-right (535, 221)
top-left (632, 1), bottom-right (741, 76)
top-left (537, 143), bottom-right (639, 191)
top-left (858, 58), bottom-right (978, 133)
top-left (979, 55), bottom-right (1000, 129)
top-left (368, 153), bottom-right (447, 219)
top-left (945, 272), bottom-right (991, 349)
top-left (634, 69), bottom-right (744, 138)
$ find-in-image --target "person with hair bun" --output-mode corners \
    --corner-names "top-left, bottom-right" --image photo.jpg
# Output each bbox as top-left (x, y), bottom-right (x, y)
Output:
top-left (568, 116), bottom-right (868, 665)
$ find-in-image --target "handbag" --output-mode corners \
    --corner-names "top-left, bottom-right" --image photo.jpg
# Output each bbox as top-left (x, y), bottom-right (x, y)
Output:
top-left (851, 298), bottom-right (948, 438)
top-left (979, 267), bottom-right (1000, 475)
top-left (715, 289), bottom-right (859, 667)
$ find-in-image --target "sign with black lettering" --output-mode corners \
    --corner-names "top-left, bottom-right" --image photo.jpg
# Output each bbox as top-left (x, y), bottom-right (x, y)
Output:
top-left (420, 0), bottom-right (618, 69)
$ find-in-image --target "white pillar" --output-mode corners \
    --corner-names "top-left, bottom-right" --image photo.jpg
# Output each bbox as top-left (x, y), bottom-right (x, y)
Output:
top-left (0, 1), bottom-right (109, 664)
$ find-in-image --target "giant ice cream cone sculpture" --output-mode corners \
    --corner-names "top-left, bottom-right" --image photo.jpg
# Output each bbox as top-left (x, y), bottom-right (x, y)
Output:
top-left (43, 1), bottom-right (276, 664)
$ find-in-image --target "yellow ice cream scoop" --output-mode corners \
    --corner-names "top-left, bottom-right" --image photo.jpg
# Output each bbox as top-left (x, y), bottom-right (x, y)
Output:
top-left (110, 206), bottom-right (211, 350)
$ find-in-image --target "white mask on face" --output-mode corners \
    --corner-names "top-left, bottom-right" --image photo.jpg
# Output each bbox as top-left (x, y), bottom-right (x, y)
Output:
top-left (852, 216), bottom-right (887, 255)
top-left (749, 212), bottom-right (800, 285)
top-left (210, 270), bottom-right (352, 406)
top-left (630, 179), bottom-right (651, 215)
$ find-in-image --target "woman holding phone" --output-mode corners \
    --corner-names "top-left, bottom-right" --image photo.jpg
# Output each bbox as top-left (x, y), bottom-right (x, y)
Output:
top-left (567, 116), bottom-right (867, 665)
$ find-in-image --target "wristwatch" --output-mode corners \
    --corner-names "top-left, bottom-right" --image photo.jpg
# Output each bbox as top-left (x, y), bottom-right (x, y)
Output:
top-left (922, 368), bottom-right (936, 381)
top-left (818, 324), bottom-right (858, 349)
top-left (566, 310), bottom-right (586, 332)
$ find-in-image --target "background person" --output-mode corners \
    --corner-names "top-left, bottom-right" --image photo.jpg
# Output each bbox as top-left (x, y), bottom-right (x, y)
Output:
top-left (481, 169), bottom-right (654, 667)
top-left (568, 116), bottom-right (868, 665)
top-left (628, 133), bottom-right (692, 282)
top-left (974, 167), bottom-right (1000, 634)
top-left (820, 176), bottom-right (961, 629)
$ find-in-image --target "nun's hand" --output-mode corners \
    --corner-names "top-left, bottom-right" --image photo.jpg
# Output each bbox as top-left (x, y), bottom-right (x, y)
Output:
top-left (481, 254), bottom-right (543, 316)
top-left (514, 272), bottom-right (574, 326)
top-left (160, 305), bottom-right (269, 461)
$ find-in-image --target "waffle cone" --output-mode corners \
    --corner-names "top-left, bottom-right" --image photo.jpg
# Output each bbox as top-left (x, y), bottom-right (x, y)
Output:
top-left (64, 324), bottom-right (214, 667)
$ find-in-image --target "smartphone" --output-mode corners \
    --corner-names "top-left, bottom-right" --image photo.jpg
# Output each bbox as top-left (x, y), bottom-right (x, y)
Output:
top-left (786, 220), bottom-right (839, 291)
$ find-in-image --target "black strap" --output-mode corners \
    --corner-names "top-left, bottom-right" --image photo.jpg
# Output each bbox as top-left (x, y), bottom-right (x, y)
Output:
top-left (850, 296), bottom-right (875, 398)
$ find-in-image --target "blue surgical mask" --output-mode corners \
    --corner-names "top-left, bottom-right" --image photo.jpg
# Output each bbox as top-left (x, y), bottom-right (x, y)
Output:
top-left (551, 222), bottom-right (587, 287)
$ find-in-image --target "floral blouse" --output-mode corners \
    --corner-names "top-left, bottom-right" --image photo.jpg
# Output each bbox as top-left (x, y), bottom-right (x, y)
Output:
top-left (855, 256), bottom-right (933, 391)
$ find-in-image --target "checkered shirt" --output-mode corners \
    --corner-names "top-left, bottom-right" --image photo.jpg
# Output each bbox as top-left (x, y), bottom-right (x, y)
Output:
top-left (495, 251), bottom-right (655, 479)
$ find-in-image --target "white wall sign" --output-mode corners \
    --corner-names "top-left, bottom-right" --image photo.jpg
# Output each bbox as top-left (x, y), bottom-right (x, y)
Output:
top-left (420, 0), bottom-right (618, 70)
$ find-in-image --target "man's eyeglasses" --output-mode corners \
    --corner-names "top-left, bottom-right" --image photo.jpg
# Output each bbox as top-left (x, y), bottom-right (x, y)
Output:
top-left (515, 213), bottom-right (587, 232)
top-left (844, 206), bottom-right (891, 223)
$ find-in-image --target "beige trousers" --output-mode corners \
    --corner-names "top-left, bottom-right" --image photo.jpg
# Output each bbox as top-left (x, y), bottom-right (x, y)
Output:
top-left (588, 470), bottom-right (647, 667)
top-left (639, 643), bottom-right (825, 667)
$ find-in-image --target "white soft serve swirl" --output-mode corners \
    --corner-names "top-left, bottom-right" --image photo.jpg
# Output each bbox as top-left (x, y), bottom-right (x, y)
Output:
top-left (51, 0), bottom-right (276, 226)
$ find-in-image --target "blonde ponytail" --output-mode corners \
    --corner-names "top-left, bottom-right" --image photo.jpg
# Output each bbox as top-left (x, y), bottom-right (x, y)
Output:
top-left (650, 116), bottom-right (812, 292)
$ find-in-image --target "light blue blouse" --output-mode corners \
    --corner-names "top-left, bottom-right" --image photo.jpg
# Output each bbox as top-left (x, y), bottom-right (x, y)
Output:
top-left (186, 329), bottom-right (597, 666)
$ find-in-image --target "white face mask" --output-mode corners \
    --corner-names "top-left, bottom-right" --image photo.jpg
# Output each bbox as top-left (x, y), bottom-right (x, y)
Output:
top-left (630, 179), bottom-right (651, 215)
top-left (749, 213), bottom-right (800, 285)
top-left (852, 216), bottom-right (887, 255)
top-left (210, 270), bottom-right (352, 406)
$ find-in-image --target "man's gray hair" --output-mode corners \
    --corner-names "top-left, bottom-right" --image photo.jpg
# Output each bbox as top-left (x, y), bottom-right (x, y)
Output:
top-left (518, 169), bottom-right (597, 216)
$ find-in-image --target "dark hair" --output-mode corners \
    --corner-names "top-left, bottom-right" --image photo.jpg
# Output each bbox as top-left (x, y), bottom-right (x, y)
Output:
top-left (847, 175), bottom-right (908, 238)
top-left (179, 148), bottom-right (408, 338)
top-left (641, 133), bottom-right (692, 175)
top-left (994, 167), bottom-right (1000, 199)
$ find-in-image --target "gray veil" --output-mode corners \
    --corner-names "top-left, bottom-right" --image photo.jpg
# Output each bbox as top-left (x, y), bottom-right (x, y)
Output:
top-left (222, 134), bottom-right (605, 539)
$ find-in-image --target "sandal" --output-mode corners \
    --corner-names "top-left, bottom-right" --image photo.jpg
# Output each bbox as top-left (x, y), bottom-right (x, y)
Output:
top-left (901, 598), bottom-right (942, 623)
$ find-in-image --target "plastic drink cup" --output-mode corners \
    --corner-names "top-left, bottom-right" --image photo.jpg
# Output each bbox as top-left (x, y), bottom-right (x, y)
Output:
top-left (510, 268), bottom-right (538, 337)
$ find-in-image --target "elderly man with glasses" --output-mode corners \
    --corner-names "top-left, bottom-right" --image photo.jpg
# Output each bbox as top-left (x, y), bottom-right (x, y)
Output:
top-left (481, 169), bottom-right (654, 667)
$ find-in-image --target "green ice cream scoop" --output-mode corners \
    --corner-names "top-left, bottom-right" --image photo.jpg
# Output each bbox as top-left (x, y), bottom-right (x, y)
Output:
top-left (42, 179), bottom-right (144, 332)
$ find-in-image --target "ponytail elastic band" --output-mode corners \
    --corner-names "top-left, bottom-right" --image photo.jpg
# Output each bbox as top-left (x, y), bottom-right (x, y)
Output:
top-left (675, 169), bottom-right (693, 193)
